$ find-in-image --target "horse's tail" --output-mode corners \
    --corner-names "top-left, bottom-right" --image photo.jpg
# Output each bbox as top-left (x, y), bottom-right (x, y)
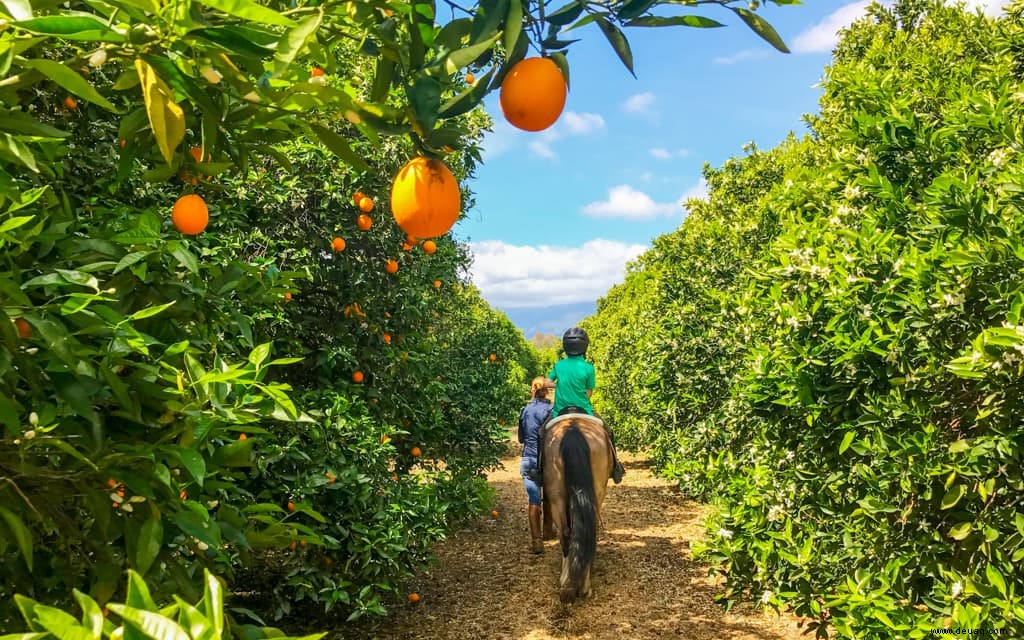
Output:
top-left (560, 425), bottom-right (596, 602)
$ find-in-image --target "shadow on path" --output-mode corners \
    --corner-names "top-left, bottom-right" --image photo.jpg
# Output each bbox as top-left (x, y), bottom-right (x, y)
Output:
top-left (344, 440), bottom-right (805, 640)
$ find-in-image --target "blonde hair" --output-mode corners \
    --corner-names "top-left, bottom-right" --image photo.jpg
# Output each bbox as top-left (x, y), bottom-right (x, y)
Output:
top-left (530, 376), bottom-right (549, 400)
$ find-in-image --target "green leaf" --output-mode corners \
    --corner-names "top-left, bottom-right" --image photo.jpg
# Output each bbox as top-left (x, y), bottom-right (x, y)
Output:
top-left (730, 7), bottom-right (789, 53)
top-left (274, 9), bottom-right (323, 75)
top-left (0, 634), bottom-right (49, 640)
top-left (594, 16), bottom-right (635, 77)
top-left (545, 1), bottom-right (584, 25)
top-left (25, 59), bottom-right (118, 111)
top-left (129, 301), bottom-right (176, 321)
top-left (135, 517), bottom-right (163, 576)
top-left (33, 605), bottom-right (94, 640)
top-left (135, 59), bottom-right (184, 164)
top-left (249, 343), bottom-right (271, 368)
top-left (0, 506), bottom-right (32, 570)
top-left (549, 51), bottom-right (570, 90)
top-left (259, 384), bottom-right (297, 420)
top-left (197, 0), bottom-right (294, 26)
top-left (13, 14), bottom-right (124, 42)
top-left (189, 27), bottom-right (275, 58)
top-left (125, 569), bottom-right (158, 610)
top-left (0, 110), bottom-right (70, 138)
top-left (949, 522), bottom-right (971, 540)
top-left (0, 133), bottom-right (37, 173)
top-left (166, 446), bottom-right (206, 486)
top-left (838, 431), bottom-right (855, 454)
top-left (202, 570), bottom-right (224, 637)
top-left (1, 0), bottom-right (32, 20)
top-left (941, 483), bottom-right (965, 510)
top-left (370, 57), bottom-right (394, 102)
top-left (72, 590), bottom-right (103, 637)
top-left (469, 0), bottom-right (509, 45)
top-left (308, 124), bottom-right (368, 172)
top-left (626, 15), bottom-right (725, 28)
top-left (504, 0), bottom-right (523, 56)
top-left (986, 564), bottom-right (1007, 596)
top-left (438, 67), bottom-right (495, 118)
top-left (407, 75), bottom-right (442, 133)
top-left (114, 251), bottom-right (151, 274)
top-left (444, 31), bottom-right (501, 74)
top-left (616, 0), bottom-right (656, 21)
top-left (210, 439), bottom-right (255, 467)
top-left (168, 243), bottom-right (198, 275)
top-left (106, 605), bottom-right (190, 640)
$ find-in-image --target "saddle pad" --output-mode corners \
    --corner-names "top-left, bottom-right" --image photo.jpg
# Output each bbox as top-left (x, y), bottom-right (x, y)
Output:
top-left (547, 413), bottom-right (604, 429)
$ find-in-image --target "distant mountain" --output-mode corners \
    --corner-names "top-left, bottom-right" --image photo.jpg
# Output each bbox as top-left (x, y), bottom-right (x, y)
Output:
top-left (529, 333), bottom-right (559, 349)
top-left (499, 301), bottom-right (596, 338)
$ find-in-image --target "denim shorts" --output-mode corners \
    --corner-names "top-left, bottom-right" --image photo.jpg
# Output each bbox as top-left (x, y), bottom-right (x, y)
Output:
top-left (520, 456), bottom-right (541, 505)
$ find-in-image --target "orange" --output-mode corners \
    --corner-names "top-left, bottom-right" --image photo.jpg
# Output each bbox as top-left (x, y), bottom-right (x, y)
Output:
top-left (411, 446), bottom-right (421, 457)
top-left (382, 333), bottom-right (391, 344)
top-left (359, 196), bottom-right (374, 212)
top-left (119, 139), bottom-right (126, 148)
top-left (489, 353), bottom-right (496, 361)
top-left (300, 540), bottom-right (307, 547)
top-left (332, 237), bottom-right (346, 252)
top-left (466, 72), bottom-right (475, 84)
top-left (422, 240), bottom-right (437, 254)
top-left (357, 214), bottom-right (372, 230)
top-left (14, 318), bottom-right (30, 339)
top-left (284, 292), bottom-right (293, 301)
top-left (409, 593), bottom-right (420, 603)
top-left (352, 370), bottom-right (364, 383)
top-left (311, 66), bottom-right (325, 77)
top-left (402, 242), bottom-right (412, 251)
top-left (406, 234), bottom-right (419, 245)
top-left (64, 96), bottom-right (78, 110)
top-left (385, 259), bottom-right (399, 274)
top-left (381, 434), bottom-right (390, 443)
top-left (287, 501), bottom-right (296, 512)
top-left (289, 541), bottom-right (297, 550)
top-left (499, 57), bottom-right (566, 132)
top-left (352, 190), bottom-right (366, 205)
top-left (433, 280), bottom-right (441, 289)
top-left (238, 433), bottom-right (247, 440)
top-left (390, 157), bottom-right (460, 238)
top-left (326, 472), bottom-right (336, 484)
top-left (172, 194), bottom-right (209, 235)
top-left (491, 510), bottom-right (499, 517)
top-left (189, 146), bottom-right (204, 163)
top-left (180, 490), bottom-right (188, 500)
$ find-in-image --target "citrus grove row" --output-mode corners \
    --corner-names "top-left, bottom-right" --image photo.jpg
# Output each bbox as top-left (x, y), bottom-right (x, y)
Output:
top-left (585, 3), bottom-right (1024, 638)
top-left (0, 0), bottom-right (793, 635)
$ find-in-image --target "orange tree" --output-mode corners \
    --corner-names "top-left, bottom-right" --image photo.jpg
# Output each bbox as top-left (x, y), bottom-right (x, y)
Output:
top-left (0, 0), bottom-right (794, 630)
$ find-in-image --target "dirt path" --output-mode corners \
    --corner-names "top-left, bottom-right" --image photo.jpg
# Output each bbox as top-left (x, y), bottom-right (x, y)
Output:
top-left (361, 440), bottom-right (805, 640)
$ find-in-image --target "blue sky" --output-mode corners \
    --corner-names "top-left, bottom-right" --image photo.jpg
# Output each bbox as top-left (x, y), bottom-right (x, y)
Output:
top-left (455, 0), bottom-right (1007, 335)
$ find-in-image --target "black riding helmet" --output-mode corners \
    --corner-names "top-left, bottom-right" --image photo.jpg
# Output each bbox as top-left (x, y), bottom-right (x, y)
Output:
top-left (562, 327), bottom-right (589, 356)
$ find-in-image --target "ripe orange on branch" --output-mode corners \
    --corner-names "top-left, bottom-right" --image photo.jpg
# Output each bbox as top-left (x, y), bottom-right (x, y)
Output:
top-left (332, 237), bottom-right (346, 252)
top-left (390, 157), bottom-right (460, 238)
top-left (499, 57), bottom-right (567, 132)
top-left (352, 371), bottom-right (364, 383)
top-left (358, 196), bottom-right (374, 212)
top-left (352, 191), bottom-right (366, 205)
top-left (14, 318), bottom-right (30, 339)
top-left (171, 194), bottom-right (209, 235)
top-left (422, 240), bottom-right (436, 254)
top-left (385, 259), bottom-right (399, 274)
top-left (357, 214), bottom-right (372, 230)
top-left (411, 446), bottom-right (421, 457)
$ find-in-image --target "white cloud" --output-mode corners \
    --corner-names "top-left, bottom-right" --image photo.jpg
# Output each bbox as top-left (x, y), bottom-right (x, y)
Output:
top-left (582, 185), bottom-right (681, 220)
top-left (792, 1), bottom-right (871, 53)
top-left (623, 92), bottom-right (656, 115)
top-left (649, 147), bottom-right (691, 160)
top-left (528, 110), bottom-right (605, 159)
top-left (561, 111), bottom-right (605, 135)
top-left (713, 48), bottom-right (772, 65)
top-left (682, 177), bottom-right (709, 204)
top-left (470, 239), bottom-right (648, 308)
top-left (958, 0), bottom-right (1010, 15)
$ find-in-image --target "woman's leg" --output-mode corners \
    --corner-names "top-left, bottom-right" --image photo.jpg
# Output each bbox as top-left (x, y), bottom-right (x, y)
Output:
top-left (520, 456), bottom-right (543, 553)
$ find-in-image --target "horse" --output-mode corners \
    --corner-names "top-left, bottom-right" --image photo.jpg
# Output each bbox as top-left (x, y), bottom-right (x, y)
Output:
top-left (540, 412), bottom-right (613, 603)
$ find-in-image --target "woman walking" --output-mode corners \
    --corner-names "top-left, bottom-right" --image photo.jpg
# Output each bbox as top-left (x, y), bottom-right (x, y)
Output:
top-left (518, 376), bottom-right (552, 554)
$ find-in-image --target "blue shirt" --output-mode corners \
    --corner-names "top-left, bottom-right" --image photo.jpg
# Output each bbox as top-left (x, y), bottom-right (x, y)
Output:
top-left (518, 399), bottom-right (552, 458)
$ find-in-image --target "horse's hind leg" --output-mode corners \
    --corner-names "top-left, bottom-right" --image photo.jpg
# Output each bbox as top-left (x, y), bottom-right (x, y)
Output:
top-left (582, 566), bottom-right (592, 599)
top-left (542, 497), bottom-right (556, 539)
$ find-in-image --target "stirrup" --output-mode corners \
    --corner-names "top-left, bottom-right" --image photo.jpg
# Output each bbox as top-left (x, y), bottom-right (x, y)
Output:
top-left (611, 462), bottom-right (625, 484)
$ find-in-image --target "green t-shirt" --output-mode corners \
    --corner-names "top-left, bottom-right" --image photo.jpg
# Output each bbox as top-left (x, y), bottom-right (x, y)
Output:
top-left (547, 355), bottom-right (595, 415)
